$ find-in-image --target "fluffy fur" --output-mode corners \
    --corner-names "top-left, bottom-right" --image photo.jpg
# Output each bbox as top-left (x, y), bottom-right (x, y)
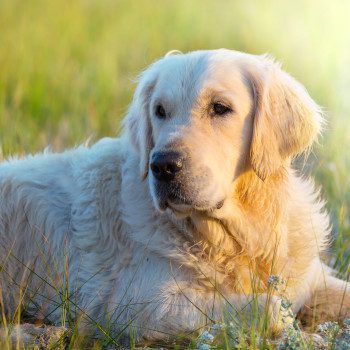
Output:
top-left (0, 49), bottom-right (349, 342)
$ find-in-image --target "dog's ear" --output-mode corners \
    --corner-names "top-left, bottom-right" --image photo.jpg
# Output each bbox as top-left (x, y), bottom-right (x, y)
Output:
top-left (248, 55), bottom-right (323, 180)
top-left (124, 74), bottom-right (156, 180)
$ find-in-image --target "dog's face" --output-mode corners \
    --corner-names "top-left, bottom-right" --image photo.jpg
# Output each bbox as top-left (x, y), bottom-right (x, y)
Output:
top-left (125, 49), bottom-right (322, 217)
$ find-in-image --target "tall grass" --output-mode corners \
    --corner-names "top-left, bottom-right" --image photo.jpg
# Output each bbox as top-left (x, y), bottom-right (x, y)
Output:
top-left (1, 0), bottom-right (350, 348)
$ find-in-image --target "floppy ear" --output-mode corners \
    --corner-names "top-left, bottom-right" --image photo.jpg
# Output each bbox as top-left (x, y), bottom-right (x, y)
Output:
top-left (248, 56), bottom-right (323, 180)
top-left (124, 75), bottom-right (156, 180)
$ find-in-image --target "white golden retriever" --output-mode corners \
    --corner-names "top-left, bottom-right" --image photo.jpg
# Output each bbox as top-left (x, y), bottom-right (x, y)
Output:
top-left (0, 49), bottom-right (349, 342)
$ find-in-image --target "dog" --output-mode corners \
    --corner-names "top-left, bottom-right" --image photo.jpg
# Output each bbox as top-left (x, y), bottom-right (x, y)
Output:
top-left (0, 49), bottom-right (349, 343)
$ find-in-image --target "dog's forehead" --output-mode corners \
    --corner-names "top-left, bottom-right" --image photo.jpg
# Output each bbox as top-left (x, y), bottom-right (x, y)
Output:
top-left (155, 52), bottom-right (209, 92)
top-left (204, 51), bottom-right (251, 90)
top-left (155, 50), bottom-right (250, 98)
top-left (161, 50), bottom-right (245, 78)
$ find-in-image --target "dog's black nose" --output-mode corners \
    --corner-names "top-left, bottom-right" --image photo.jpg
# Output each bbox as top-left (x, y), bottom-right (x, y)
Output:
top-left (150, 151), bottom-right (184, 182)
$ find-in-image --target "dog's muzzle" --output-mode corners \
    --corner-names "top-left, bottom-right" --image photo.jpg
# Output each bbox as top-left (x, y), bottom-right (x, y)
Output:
top-left (149, 150), bottom-right (224, 214)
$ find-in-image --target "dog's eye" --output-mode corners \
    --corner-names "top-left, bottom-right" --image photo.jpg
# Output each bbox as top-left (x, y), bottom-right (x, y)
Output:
top-left (212, 102), bottom-right (232, 116)
top-left (155, 104), bottom-right (166, 119)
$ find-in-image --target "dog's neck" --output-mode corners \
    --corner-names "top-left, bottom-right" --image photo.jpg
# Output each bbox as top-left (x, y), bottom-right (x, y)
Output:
top-left (187, 168), bottom-right (290, 270)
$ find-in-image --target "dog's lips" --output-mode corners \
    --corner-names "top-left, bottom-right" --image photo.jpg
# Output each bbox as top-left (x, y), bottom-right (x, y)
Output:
top-left (152, 180), bottom-right (225, 215)
top-left (166, 196), bottom-right (225, 217)
top-left (167, 201), bottom-right (193, 215)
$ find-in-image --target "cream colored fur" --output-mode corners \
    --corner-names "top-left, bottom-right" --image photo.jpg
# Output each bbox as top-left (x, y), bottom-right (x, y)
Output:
top-left (0, 49), bottom-right (349, 342)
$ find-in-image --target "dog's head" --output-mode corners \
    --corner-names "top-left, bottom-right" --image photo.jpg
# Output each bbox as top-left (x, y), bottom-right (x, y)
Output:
top-left (124, 49), bottom-right (322, 217)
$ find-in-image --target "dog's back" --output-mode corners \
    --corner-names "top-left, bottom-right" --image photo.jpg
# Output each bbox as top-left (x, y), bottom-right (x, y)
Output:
top-left (0, 137), bottom-right (124, 320)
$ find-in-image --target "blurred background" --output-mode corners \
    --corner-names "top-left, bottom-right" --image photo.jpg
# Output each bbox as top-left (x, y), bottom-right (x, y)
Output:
top-left (0, 0), bottom-right (350, 270)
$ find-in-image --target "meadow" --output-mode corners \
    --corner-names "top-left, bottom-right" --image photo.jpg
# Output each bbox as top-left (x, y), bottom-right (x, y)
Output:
top-left (1, 0), bottom-right (350, 348)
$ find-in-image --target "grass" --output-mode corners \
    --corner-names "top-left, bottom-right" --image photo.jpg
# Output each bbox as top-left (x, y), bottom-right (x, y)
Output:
top-left (1, 0), bottom-right (350, 348)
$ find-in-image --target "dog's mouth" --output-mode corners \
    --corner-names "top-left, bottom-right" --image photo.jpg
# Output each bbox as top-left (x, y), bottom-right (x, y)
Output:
top-left (151, 176), bottom-right (225, 217)
top-left (158, 192), bottom-right (225, 218)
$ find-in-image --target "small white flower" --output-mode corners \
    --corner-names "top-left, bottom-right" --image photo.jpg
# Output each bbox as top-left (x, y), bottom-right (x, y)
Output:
top-left (196, 329), bottom-right (215, 350)
top-left (344, 318), bottom-right (350, 328)
top-left (198, 330), bottom-right (214, 343)
top-left (268, 275), bottom-right (286, 291)
top-left (317, 321), bottom-right (339, 334)
top-left (211, 323), bottom-right (224, 336)
top-left (197, 344), bottom-right (211, 350)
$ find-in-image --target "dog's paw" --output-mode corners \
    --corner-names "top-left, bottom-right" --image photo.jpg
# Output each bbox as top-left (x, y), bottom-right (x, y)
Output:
top-left (259, 295), bottom-right (294, 335)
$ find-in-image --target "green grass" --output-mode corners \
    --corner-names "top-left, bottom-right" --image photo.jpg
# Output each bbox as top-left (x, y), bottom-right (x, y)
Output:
top-left (1, 0), bottom-right (350, 348)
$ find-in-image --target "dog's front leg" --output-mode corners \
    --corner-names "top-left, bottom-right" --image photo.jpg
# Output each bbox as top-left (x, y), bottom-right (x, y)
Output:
top-left (298, 272), bottom-right (350, 328)
top-left (136, 287), bottom-right (288, 341)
